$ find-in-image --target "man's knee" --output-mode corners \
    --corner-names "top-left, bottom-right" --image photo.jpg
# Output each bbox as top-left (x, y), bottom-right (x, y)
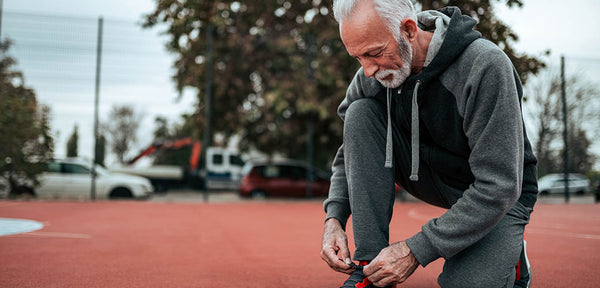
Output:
top-left (344, 98), bottom-right (386, 136)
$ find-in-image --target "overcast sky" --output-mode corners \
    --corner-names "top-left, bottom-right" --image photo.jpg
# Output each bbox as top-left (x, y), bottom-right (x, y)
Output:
top-left (4, 0), bottom-right (600, 166)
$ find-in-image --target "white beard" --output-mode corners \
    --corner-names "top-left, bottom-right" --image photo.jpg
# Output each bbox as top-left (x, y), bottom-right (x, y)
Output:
top-left (374, 36), bottom-right (413, 89)
top-left (375, 68), bottom-right (411, 88)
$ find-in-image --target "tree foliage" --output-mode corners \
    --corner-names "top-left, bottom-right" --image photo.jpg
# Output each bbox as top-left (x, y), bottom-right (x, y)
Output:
top-left (144, 0), bottom-right (544, 169)
top-left (66, 125), bottom-right (79, 158)
top-left (103, 105), bottom-right (143, 164)
top-left (0, 40), bottom-right (54, 188)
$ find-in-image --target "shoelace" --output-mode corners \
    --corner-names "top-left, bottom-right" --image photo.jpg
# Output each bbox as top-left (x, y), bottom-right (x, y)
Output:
top-left (348, 262), bottom-right (365, 271)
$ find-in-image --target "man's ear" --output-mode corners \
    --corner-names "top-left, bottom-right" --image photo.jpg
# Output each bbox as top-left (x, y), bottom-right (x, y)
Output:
top-left (401, 18), bottom-right (417, 42)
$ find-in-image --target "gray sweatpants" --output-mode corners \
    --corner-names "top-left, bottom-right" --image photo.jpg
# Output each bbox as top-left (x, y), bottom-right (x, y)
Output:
top-left (343, 97), bottom-right (532, 288)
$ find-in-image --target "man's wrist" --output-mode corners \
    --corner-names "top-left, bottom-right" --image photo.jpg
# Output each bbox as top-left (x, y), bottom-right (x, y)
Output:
top-left (325, 217), bottom-right (343, 229)
top-left (408, 250), bottom-right (420, 266)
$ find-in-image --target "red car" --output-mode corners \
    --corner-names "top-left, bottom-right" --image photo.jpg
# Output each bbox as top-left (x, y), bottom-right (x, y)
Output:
top-left (239, 161), bottom-right (330, 198)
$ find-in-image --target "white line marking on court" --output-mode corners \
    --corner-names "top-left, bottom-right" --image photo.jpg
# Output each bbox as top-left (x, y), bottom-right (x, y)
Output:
top-left (526, 228), bottom-right (600, 241)
top-left (533, 223), bottom-right (600, 233)
top-left (18, 232), bottom-right (92, 239)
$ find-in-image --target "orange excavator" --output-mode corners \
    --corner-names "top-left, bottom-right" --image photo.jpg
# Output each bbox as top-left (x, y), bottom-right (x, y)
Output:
top-left (127, 138), bottom-right (202, 172)
top-left (110, 138), bottom-right (203, 192)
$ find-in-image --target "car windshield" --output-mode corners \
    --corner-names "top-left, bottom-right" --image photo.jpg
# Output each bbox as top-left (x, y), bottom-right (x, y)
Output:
top-left (93, 164), bottom-right (111, 176)
top-left (242, 162), bottom-right (254, 175)
top-left (65, 161), bottom-right (111, 176)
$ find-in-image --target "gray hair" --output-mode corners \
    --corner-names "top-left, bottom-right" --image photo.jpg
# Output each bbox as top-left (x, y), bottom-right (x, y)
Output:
top-left (333, 0), bottom-right (417, 42)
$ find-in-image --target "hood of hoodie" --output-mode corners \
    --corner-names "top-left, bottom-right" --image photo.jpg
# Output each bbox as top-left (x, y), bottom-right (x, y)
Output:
top-left (407, 6), bottom-right (481, 86)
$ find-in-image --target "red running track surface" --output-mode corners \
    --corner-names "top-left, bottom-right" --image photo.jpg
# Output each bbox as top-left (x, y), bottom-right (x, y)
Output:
top-left (1, 201), bottom-right (599, 287)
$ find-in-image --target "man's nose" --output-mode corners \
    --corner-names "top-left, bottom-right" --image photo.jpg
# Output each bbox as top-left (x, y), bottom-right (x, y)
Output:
top-left (361, 60), bottom-right (378, 78)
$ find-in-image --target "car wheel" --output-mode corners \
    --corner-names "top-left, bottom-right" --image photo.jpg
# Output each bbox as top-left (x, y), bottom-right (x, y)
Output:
top-left (109, 187), bottom-right (133, 199)
top-left (576, 190), bottom-right (585, 195)
top-left (250, 190), bottom-right (267, 199)
top-left (540, 190), bottom-right (549, 195)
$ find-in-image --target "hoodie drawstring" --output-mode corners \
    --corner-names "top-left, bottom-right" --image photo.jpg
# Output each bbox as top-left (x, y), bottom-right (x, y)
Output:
top-left (384, 87), bottom-right (393, 168)
top-left (409, 81), bottom-right (421, 181)
top-left (384, 81), bottom-right (421, 182)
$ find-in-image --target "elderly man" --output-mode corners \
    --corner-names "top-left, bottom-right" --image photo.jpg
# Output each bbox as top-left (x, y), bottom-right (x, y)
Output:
top-left (320, 0), bottom-right (538, 287)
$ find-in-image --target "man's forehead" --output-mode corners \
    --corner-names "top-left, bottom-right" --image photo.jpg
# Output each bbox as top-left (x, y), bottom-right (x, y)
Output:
top-left (339, 5), bottom-right (390, 55)
top-left (339, 1), bottom-right (387, 38)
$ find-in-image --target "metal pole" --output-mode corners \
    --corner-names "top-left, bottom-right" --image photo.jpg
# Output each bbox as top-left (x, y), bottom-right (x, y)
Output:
top-left (91, 17), bottom-right (103, 201)
top-left (202, 24), bottom-right (213, 203)
top-left (0, 0), bottom-right (4, 46)
top-left (0, 0), bottom-right (4, 100)
top-left (561, 55), bottom-right (569, 203)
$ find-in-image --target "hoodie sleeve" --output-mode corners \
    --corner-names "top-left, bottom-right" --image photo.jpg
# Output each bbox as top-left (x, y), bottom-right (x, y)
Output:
top-left (323, 68), bottom-right (383, 229)
top-left (406, 45), bottom-right (525, 266)
top-left (323, 144), bottom-right (352, 228)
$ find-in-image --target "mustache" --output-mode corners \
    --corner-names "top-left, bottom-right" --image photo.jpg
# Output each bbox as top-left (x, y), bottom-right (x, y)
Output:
top-left (374, 68), bottom-right (411, 88)
top-left (375, 70), bottom-right (396, 80)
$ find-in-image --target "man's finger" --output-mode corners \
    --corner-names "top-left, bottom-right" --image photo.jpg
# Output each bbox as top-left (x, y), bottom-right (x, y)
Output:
top-left (362, 259), bottom-right (380, 276)
top-left (329, 257), bottom-right (352, 271)
top-left (322, 246), bottom-right (346, 267)
top-left (321, 245), bottom-right (339, 266)
top-left (340, 242), bottom-right (351, 267)
top-left (322, 247), bottom-right (356, 274)
top-left (336, 265), bottom-right (355, 274)
top-left (366, 265), bottom-right (386, 283)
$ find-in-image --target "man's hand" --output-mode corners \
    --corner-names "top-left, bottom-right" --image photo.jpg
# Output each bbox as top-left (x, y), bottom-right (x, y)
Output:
top-left (320, 218), bottom-right (354, 274)
top-left (363, 241), bottom-right (420, 287)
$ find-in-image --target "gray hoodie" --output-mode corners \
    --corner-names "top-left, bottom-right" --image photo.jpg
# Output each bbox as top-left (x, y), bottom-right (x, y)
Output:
top-left (323, 7), bottom-right (538, 266)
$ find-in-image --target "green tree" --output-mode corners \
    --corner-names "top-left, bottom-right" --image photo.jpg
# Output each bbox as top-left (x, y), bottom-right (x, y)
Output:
top-left (104, 105), bottom-right (143, 164)
top-left (66, 125), bottom-right (79, 157)
top-left (0, 39), bottom-right (54, 192)
top-left (143, 0), bottom-right (544, 169)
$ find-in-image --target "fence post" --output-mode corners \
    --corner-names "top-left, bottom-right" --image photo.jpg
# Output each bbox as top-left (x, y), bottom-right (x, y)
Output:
top-left (560, 55), bottom-right (569, 203)
top-left (202, 23), bottom-right (213, 203)
top-left (91, 16), bottom-right (103, 201)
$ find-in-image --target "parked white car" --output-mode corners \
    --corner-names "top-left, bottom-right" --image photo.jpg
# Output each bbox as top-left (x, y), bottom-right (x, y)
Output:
top-left (538, 173), bottom-right (590, 195)
top-left (3, 158), bottom-right (153, 199)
